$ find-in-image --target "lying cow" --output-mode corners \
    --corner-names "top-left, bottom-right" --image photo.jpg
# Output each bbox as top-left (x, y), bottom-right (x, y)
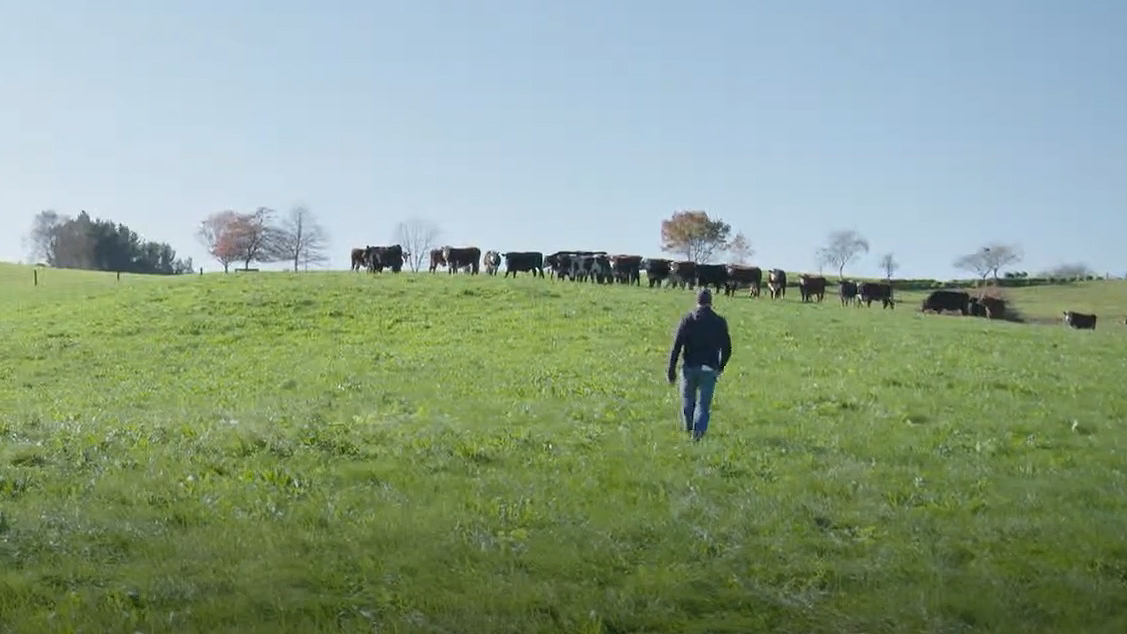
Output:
top-left (1063, 311), bottom-right (1097, 330)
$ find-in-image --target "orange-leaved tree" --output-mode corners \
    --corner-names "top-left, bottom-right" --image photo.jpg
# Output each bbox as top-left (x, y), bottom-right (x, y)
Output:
top-left (660, 210), bottom-right (732, 263)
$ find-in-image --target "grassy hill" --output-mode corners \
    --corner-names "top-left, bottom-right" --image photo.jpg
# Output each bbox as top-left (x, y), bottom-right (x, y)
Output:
top-left (2, 263), bottom-right (1127, 633)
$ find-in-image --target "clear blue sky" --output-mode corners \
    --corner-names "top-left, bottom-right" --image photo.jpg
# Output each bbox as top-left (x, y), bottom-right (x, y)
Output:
top-left (2, 1), bottom-right (1124, 279)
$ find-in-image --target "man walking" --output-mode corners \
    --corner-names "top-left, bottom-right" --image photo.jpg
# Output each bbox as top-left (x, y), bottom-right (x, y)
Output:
top-left (667, 288), bottom-right (732, 441)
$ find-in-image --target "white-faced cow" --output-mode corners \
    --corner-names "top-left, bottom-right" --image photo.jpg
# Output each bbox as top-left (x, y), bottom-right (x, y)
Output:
top-left (442, 246), bottom-right (481, 274)
top-left (1063, 311), bottom-right (1097, 329)
top-left (483, 250), bottom-right (501, 275)
top-left (767, 269), bottom-right (786, 298)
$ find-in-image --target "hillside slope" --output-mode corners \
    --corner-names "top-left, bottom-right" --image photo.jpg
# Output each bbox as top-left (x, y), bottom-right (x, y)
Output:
top-left (2, 268), bottom-right (1127, 632)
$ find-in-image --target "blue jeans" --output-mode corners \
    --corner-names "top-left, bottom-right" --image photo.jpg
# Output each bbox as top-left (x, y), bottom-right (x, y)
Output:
top-left (680, 365), bottom-right (719, 439)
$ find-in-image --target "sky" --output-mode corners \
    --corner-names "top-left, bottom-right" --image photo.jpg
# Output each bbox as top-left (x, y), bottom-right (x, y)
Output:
top-left (1, 0), bottom-right (1124, 279)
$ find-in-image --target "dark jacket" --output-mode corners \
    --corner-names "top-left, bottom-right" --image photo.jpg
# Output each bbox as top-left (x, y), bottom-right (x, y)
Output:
top-left (668, 306), bottom-right (732, 373)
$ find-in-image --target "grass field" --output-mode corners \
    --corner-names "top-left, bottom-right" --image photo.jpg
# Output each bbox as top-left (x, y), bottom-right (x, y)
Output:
top-left (2, 262), bottom-right (1127, 633)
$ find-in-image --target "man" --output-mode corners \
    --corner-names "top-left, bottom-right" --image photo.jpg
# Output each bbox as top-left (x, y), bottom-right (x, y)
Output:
top-left (667, 288), bottom-right (732, 441)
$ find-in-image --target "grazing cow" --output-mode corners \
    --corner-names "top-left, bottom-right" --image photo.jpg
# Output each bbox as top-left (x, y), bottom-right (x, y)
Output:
top-left (921, 290), bottom-right (970, 315)
top-left (724, 265), bottom-right (762, 297)
top-left (1063, 311), bottom-right (1097, 329)
top-left (838, 280), bottom-right (859, 306)
top-left (442, 246), bottom-right (481, 274)
top-left (502, 251), bottom-right (545, 278)
top-left (366, 244), bottom-right (405, 273)
top-left (641, 258), bottom-right (672, 288)
top-left (767, 269), bottom-right (786, 299)
top-left (483, 250), bottom-right (501, 275)
top-left (350, 247), bottom-right (369, 272)
top-left (695, 264), bottom-right (729, 294)
top-left (798, 275), bottom-right (827, 302)
top-left (609, 255), bottom-right (643, 285)
top-left (859, 282), bottom-right (894, 308)
top-left (668, 261), bottom-right (697, 289)
top-left (428, 248), bottom-right (447, 273)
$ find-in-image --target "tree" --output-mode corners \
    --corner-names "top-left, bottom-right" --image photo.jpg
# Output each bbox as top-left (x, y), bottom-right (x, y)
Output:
top-left (954, 243), bottom-right (1022, 283)
top-left (24, 210), bottom-right (64, 264)
top-left (273, 205), bottom-right (329, 272)
top-left (660, 210), bottom-right (731, 263)
top-left (231, 207), bottom-right (284, 270)
top-left (24, 209), bottom-right (191, 274)
top-left (726, 232), bottom-right (753, 265)
top-left (1044, 263), bottom-right (1093, 279)
top-left (393, 217), bottom-right (442, 272)
top-left (197, 210), bottom-right (242, 273)
top-left (878, 252), bottom-right (900, 281)
top-left (815, 229), bottom-right (870, 279)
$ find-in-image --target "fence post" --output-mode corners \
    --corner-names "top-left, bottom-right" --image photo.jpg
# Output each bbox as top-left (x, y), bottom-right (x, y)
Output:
top-left (33, 269), bottom-right (38, 286)
top-left (117, 271), bottom-right (121, 282)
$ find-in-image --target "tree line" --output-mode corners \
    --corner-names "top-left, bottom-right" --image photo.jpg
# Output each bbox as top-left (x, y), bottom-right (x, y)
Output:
top-left (24, 210), bottom-right (195, 275)
top-left (21, 206), bottom-right (1103, 281)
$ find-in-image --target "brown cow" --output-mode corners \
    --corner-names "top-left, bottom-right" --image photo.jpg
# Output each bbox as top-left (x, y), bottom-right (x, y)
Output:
top-left (609, 255), bottom-right (643, 285)
top-left (799, 274), bottom-right (827, 302)
top-left (859, 282), bottom-right (894, 309)
top-left (767, 269), bottom-right (786, 299)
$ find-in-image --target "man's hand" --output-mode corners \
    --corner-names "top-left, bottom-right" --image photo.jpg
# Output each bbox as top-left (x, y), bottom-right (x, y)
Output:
top-left (667, 367), bottom-right (676, 384)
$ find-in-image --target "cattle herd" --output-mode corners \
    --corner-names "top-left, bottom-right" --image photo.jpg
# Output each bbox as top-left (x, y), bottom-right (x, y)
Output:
top-left (348, 244), bottom-right (1115, 330)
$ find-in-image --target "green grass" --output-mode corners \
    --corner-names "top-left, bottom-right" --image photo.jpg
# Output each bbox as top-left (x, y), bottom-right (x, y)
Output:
top-left (2, 263), bottom-right (1127, 633)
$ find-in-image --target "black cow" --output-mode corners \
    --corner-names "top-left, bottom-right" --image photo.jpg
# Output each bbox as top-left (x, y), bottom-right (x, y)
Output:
top-left (350, 247), bottom-right (369, 272)
top-left (609, 255), bottom-right (643, 285)
top-left (724, 265), bottom-right (762, 297)
top-left (502, 251), bottom-right (545, 278)
top-left (442, 246), bottom-right (481, 274)
top-left (921, 290), bottom-right (970, 315)
top-left (668, 261), bottom-right (697, 289)
top-left (799, 275), bottom-right (827, 302)
top-left (838, 280), bottom-right (859, 306)
top-left (365, 244), bottom-right (405, 272)
top-left (483, 250), bottom-right (501, 275)
top-left (695, 264), bottom-right (728, 294)
top-left (428, 248), bottom-right (447, 273)
top-left (641, 258), bottom-right (671, 288)
top-left (767, 269), bottom-right (786, 299)
top-left (859, 282), bottom-right (894, 308)
top-left (1063, 311), bottom-right (1097, 329)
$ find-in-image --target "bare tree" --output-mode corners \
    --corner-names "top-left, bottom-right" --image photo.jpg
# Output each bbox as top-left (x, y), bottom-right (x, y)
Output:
top-left (273, 205), bottom-right (329, 272)
top-left (955, 243), bottom-right (1022, 283)
top-left (878, 252), bottom-right (900, 281)
top-left (815, 229), bottom-right (870, 279)
top-left (726, 232), bottom-right (753, 265)
top-left (393, 217), bottom-right (442, 272)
